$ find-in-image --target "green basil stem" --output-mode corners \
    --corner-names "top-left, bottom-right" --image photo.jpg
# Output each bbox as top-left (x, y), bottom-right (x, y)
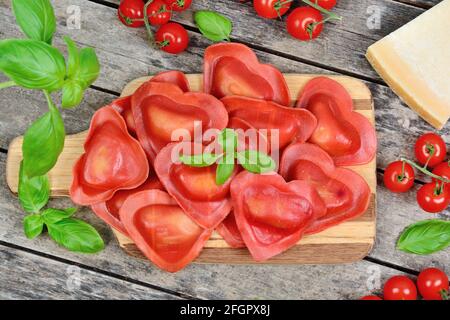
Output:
top-left (43, 89), bottom-right (57, 112)
top-left (0, 80), bottom-right (16, 89)
top-left (400, 158), bottom-right (450, 183)
top-left (302, 0), bottom-right (342, 21)
top-left (143, 0), bottom-right (155, 46)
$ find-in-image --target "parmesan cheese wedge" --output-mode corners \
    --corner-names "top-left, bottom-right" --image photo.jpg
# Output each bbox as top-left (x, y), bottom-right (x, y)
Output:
top-left (366, 0), bottom-right (450, 129)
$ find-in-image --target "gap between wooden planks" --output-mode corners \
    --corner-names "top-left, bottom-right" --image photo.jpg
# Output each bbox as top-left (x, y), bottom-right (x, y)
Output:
top-left (6, 74), bottom-right (377, 264)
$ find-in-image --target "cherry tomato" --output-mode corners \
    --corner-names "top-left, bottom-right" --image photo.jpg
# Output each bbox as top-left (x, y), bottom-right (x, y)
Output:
top-left (313, 0), bottom-right (337, 10)
top-left (431, 161), bottom-right (450, 190)
top-left (416, 182), bottom-right (450, 213)
top-left (414, 133), bottom-right (447, 168)
top-left (417, 268), bottom-right (449, 300)
top-left (360, 295), bottom-right (382, 300)
top-left (383, 275), bottom-right (417, 300)
top-left (146, 0), bottom-right (171, 26)
top-left (118, 0), bottom-right (145, 28)
top-left (383, 161), bottom-right (415, 193)
top-left (164, 0), bottom-right (192, 12)
top-left (286, 7), bottom-right (323, 41)
top-left (155, 22), bottom-right (189, 54)
top-left (253, 0), bottom-right (292, 19)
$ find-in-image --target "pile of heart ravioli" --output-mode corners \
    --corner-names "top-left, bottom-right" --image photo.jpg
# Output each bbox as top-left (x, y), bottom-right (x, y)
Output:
top-left (70, 43), bottom-right (376, 273)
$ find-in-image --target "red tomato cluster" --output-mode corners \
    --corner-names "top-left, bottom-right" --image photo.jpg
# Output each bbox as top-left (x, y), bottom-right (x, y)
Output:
top-left (70, 43), bottom-right (377, 272)
top-left (384, 133), bottom-right (450, 213)
top-left (361, 267), bottom-right (449, 300)
top-left (251, 0), bottom-right (339, 41)
top-left (118, 0), bottom-right (190, 53)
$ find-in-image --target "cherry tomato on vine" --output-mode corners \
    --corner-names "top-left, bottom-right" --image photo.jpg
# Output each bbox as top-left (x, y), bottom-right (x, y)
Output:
top-left (118, 0), bottom-right (145, 28)
top-left (360, 295), bottom-right (382, 300)
top-left (164, 0), bottom-right (192, 12)
top-left (286, 7), bottom-right (323, 41)
top-left (383, 275), bottom-right (417, 300)
top-left (383, 161), bottom-right (415, 193)
top-left (416, 182), bottom-right (450, 213)
top-left (253, 0), bottom-right (292, 19)
top-left (313, 0), bottom-right (337, 10)
top-left (417, 268), bottom-right (449, 300)
top-left (414, 133), bottom-right (447, 168)
top-left (147, 0), bottom-right (171, 26)
top-left (155, 22), bottom-right (189, 54)
top-left (431, 161), bottom-right (450, 190)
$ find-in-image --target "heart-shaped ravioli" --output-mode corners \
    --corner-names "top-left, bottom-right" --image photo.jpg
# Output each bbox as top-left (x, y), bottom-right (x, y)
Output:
top-left (70, 106), bottom-right (149, 205)
top-left (120, 190), bottom-right (211, 272)
top-left (230, 172), bottom-right (326, 261)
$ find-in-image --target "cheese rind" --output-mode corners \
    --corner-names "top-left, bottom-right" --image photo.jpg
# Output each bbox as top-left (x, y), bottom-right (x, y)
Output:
top-left (366, 0), bottom-right (450, 129)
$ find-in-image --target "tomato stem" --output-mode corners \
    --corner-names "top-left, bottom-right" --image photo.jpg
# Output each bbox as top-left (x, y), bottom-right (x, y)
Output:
top-left (423, 143), bottom-right (435, 168)
top-left (401, 158), bottom-right (450, 183)
top-left (441, 289), bottom-right (449, 300)
top-left (143, 0), bottom-right (155, 46)
top-left (0, 80), bottom-right (16, 90)
top-left (302, 0), bottom-right (342, 20)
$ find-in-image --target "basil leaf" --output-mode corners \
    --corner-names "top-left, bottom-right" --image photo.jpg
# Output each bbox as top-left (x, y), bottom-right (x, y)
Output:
top-left (76, 48), bottom-right (100, 89)
top-left (12, 0), bottom-right (56, 44)
top-left (64, 36), bottom-right (80, 79)
top-left (218, 128), bottom-right (237, 154)
top-left (23, 214), bottom-right (44, 239)
top-left (22, 102), bottom-right (65, 177)
top-left (194, 10), bottom-right (232, 42)
top-left (47, 218), bottom-right (104, 253)
top-left (0, 39), bottom-right (65, 92)
top-left (61, 81), bottom-right (83, 108)
top-left (216, 163), bottom-right (235, 185)
top-left (42, 208), bottom-right (77, 225)
top-left (180, 153), bottom-right (221, 167)
top-left (397, 219), bottom-right (450, 255)
top-left (237, 150), bottom-right (276, 174)
top-left (18, 161), bottom-right (49, 213)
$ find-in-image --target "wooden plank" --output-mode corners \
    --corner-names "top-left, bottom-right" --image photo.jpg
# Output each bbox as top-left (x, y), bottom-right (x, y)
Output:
top-left (393, 0), bottom-right (441, 8)
top-left (0, 153), bottom-right (445, 299)
top-left (5, 74), bottom-right (377, 265)
top-left (0, 244), bottom-right (179, 299)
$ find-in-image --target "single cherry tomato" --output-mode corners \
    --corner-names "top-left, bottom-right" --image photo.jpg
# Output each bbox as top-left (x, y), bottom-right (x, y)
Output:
top-left (360, 295), bottom-right (382, 300)
top-left (164, 0), bottom-right (192, 12)
top-left (146, 0), bottom-right (171, 26)
top-left (286, 7), bottom-right (323, 41)
top-left (313, 0), bottom-right (337, 10)
top-left (417, 268), bottom-right (449, 300)
top-left (155, 22), bottom-right (189, 54)
top-left (253, 0), bottom-right (292, 19)
top-left (118, 0), bottom-right (145, 28)
top-left (416, 182), bottom-right (450, 213)
top-left (431, 161), bottom-right (450, 190)
top-left (383, 161), bottom-right (415, 193)
top-left (414, 133), bottom-right (447, 168)
top-left (383, 275), bottom-right (417, 300)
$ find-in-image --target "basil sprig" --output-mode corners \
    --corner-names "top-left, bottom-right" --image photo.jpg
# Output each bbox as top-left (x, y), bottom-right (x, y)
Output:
top-left (1, 0), bottom-right (103, 253)
top-left (397, 219), bottom-right (450, 255)
top-left (194, 10), bottom-right (233, 42)
top-left (179, 128), bottom-right (276, 185)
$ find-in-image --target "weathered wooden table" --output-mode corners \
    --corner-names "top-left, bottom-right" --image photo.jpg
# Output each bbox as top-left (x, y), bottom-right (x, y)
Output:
top-left (0, 0), bottom-right (448, 300)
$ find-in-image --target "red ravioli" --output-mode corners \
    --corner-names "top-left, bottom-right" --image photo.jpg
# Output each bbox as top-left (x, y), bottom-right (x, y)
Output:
top-left (120, 190), bottom-right (211, 272)
top-left (222, 96), bottom-right (317, 151)
top-left (204, 43), bottom-right (290, 105)
top-left (296, 77), bottom-right (376, 166)
top-left (216, 212), bottom-right (245, 248)
top-left (230, 172), bottom-right (326, 261)
top-left (279, 142), bottom-right (371, 234)
top-left (154, 142), bottom-right (235, 229)
top-left (91, 173), bottom-right (164, 235)
top-left (132, 81), bottom-right (228, 161)
top-left (150, 70), bottom-right (190, 92)
top-left (70, 106), bottom-right (149, 205)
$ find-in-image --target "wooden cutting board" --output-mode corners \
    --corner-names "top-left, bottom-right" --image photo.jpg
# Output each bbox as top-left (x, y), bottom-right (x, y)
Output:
top-left (6, 74), bottom-right (376, 264)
